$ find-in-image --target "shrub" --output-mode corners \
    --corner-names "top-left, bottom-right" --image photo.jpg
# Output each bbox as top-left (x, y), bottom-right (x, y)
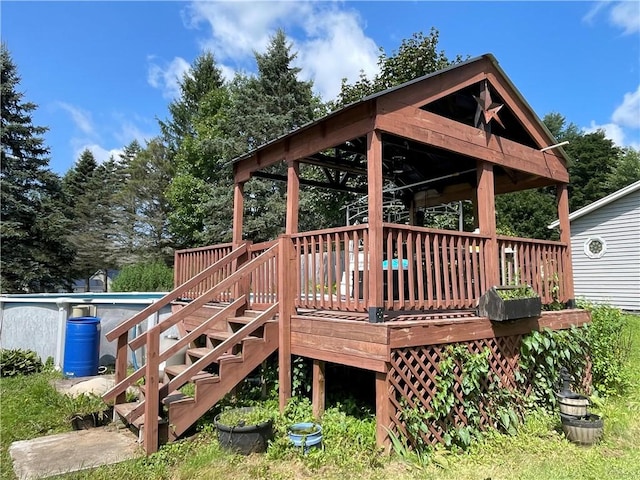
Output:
top-left (0, 349), bottom-right (43, 377)
top-left (111, 261), bottom-right (173, 292)
top-left (581, 302), bottom-right (632, 396)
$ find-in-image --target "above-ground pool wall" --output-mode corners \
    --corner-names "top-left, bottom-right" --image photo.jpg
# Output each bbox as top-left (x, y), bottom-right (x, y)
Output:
top-left (1, 302), bottom-right (59, 362)
top-left (0, 293), bottom-right (171, 370)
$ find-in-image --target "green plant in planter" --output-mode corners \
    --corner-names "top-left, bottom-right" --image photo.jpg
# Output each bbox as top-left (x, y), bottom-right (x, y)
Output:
top-left (216, 405), bottom-right (274, 427)
top-left (61, 392), bottom-right (112, 427)
top-left (496, 285), bottom-right (538, 300)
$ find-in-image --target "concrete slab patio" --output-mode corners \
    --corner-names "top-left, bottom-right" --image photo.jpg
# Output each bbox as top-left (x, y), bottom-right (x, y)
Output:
top-left (9, 426), bottom-right (141, 480)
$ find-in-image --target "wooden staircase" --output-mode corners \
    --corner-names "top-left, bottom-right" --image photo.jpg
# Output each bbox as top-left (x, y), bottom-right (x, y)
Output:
top-left (102, 243), bottom-right (280, 453)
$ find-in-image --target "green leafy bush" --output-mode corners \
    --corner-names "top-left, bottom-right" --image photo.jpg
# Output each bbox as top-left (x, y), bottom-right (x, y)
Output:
top-left (581, 302), bottom-right (632, 396)
top-left (517, 326), bottom-right (588, 409)
top-left (0, 349), bottom-right (43, 377)
top-left (111, 261), bottom-right (173, 292)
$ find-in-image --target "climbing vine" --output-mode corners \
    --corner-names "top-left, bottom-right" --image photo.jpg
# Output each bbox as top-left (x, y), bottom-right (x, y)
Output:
top-left (516, 326), bottom-right (589, 410)
top-left (401, 345), bottom-right (520, 452)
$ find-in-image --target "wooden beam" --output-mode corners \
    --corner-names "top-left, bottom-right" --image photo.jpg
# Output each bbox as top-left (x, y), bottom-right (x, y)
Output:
top-left (232, 182), bottom-right (244, 245)
top-left (235, 103), bottom-right (375, 182)
top-left (388, 309), bottom-right (590, 348)
top-left (312, 360), bottom-right (326, 419)
top-left (375, 101), bottom-right (569, 182)
top-left (477, 161), bottom-right (499, 288)
top-left (278, 236), bottom-right (295, 410)
top-left (375, 368), bottom-right (391, 450)
top-left (253, 171), bottom-right (368, 194)
top-left (367, 130), bottom-right (384, 321)
top-left (382, 59), bottom-right (488, 109)
top-left (286, 161), bottom-right (300, 235)
top-left (557, 183), bottom-right (575, 302)
top-left (291, 344), bottom-right (387, 372)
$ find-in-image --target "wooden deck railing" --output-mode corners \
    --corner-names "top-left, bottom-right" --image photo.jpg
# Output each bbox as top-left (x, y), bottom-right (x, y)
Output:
top-left (497, 235), bottom-right (568, 304)
top-left (174, 243), bottom-right (234, 301)
top-left (171, 228), bottom-right (570, 312)
top-left (383, 224), bottom-right (489, 310)
top-left (292, 225), bottom-right (370, 311)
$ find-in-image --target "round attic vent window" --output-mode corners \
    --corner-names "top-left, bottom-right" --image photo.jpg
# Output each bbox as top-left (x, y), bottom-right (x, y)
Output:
top-left (584, 237), bottom-right (606, 259)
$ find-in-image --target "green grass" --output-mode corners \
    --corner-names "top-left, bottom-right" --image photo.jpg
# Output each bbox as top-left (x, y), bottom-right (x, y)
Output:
top-left (2, 313), bottom-right (639, 480)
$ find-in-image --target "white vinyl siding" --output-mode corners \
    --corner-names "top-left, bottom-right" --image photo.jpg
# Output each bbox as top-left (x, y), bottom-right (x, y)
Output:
top-left (570, 189), bottom-right (640, 311)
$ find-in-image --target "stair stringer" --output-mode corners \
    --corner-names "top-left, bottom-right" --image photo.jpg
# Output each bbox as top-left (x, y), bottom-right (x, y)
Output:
top-left (166, 321), bottom-right (279, 440)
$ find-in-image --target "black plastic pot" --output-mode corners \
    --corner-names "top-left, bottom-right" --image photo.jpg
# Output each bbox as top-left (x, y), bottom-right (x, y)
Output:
top-left (214, 407), bottom-right (274, 455)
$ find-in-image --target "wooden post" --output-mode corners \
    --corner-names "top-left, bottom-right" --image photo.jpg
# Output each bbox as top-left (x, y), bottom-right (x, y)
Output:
top-left (114, 334), bottom-right (128, 404)
top-left (375, 368), bottom-right (390, 450)
top-left (367, 130), bottom-right (384, 323)
top-left (144, 330), bottom-right (160, 454)
top-left (476, 161), bottom-right (499, 288)
top-left (557, 183), bottom-right (575, 304)
top-left (286, 161), bottom-right (300, 235)
top-left (232, 182), bottom-right (244, 246)
top-left (278, 236), bottom-right (295, 410)
top-left (312, 360), bottom-right (326, 419)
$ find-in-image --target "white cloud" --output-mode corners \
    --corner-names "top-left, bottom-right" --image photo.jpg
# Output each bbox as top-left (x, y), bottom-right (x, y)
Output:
top-left (56, 102), bottom-right (94, 135)
top-left (71, 142), bottom-right (123, 166)
top-left (186, 1), bottom-right (310, 60)
top-left (297, 8), bottom-right (380, 100)
top-left (583, 1), bottom-right (640, 35)
top-left (182, 1), bottom-right (380, 101)
top-left (147, 56), bottom-right (191, 99)
top-left (584, 120), bottom-right (626, 146)
top-left (609, 1), bottom-right (640, 34)
top-left (612, 85), bottom-right (640, 128)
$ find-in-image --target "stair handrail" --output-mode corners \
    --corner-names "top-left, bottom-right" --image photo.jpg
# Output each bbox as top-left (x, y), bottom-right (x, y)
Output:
top-left (107, 244), bottom-right (279, 425)
top-left (105, 242), bottom-right (249, 342)
top-left (123, 302), bottom-right (280, 425)
top-left (102, 296), bottom-right (246, 403)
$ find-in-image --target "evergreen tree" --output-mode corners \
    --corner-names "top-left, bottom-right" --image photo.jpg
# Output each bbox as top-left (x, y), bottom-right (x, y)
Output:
top-left (163, 52), bottom-right (232, 247)
top-left (565, 131), bottom-right (621, 211)
top-left (227, 29), bottom-right (322, 242)
top-left (334, 28), bottom-right (464, 108)
top-left (62, 149), bottom-right (119, 289)
top-left (1, 44), bottom-right (74, 292)
top-left (120, 138), bottom-right (175, 264)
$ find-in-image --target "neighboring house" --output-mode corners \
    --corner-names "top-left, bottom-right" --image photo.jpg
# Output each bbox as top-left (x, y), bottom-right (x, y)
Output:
top-left (550, 180), bottom-right (640, 311)
top-left (73, 269), bottom-right (119, 293)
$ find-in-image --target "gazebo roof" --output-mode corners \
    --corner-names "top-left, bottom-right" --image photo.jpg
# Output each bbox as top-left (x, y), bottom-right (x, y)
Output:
top-left (232, 53), bottom-right (570, 204)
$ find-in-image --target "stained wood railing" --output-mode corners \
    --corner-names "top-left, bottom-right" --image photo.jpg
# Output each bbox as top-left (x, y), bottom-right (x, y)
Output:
top-left (174, 243), bottom-right (234, 300)
top-left (292, 225), bottom-right (370, 312)
top-left (103, 243), bottom-right (279, 453)
top-left (497, 235), bottom-right (568, 304)
top-left (382, 224), bottom-right (489, 310)
top-left (171, 228), bottom-right (569, 313)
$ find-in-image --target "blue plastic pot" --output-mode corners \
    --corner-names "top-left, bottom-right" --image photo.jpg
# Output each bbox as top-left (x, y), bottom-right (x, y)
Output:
top-left (288, 422), bottom-right (322, 453)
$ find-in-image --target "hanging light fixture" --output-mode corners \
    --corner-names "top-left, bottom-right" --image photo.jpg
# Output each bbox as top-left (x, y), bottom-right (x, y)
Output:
top-left (391, 155), bottom-right (405, 174)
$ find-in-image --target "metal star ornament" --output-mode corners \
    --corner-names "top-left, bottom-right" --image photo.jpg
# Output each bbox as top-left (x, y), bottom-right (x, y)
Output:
top-left (474, 80), bottom-right (505, 132)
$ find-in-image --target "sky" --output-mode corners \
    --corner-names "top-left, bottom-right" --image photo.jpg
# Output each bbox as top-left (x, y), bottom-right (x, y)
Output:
top-left (2, 1), bottom-right (639, 175)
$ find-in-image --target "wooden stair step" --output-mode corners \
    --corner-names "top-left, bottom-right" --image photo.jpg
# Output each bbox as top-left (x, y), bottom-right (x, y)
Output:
top-left (207, 331), bottom-right (261, 341)
top-left (164, 364), bottom-right (219, 382)
top-left (114, 402), bottom-right (165, 428)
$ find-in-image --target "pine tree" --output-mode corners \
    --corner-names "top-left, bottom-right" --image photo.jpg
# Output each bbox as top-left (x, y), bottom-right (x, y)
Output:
top-left (62, 149), bottom-right (120, 289)
top-left (1, 44), bottom-right (74, 292)
top-left (227, 29), bottom-right (322, 242)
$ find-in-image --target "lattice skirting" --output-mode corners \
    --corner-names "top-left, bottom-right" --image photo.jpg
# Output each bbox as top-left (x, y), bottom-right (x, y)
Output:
top-left (387, 334), bottom-right (591, 445)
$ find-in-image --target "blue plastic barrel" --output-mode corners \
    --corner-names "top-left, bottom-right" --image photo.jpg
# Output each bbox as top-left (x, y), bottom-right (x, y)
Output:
top-left (63, 316), bottom-right (101, 377)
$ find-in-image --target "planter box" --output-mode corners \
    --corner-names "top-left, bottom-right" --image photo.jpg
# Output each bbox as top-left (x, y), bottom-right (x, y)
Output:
top-left (478, 286), bottom-right (542, 322)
